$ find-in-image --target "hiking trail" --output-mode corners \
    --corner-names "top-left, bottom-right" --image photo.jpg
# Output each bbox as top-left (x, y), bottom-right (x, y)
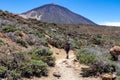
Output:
top-left (26, 45), bottom-right (100, 80)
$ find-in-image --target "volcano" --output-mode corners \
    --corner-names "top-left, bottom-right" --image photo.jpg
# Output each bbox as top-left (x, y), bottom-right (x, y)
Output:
top-left (20, 3), bottom-right (96, 25)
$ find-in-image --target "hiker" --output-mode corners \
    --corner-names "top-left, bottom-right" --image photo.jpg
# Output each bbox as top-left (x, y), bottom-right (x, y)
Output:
top-left (65, 41), bottom-right (70, 59)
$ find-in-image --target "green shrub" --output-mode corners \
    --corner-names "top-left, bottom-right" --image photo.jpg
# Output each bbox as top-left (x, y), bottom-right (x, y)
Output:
top-left (90, 61), bottom-right (116, 74)
top-left (32, 48), bottom-right (52, 56)
top-left (79, 53), bottom-right (97, 65)
top-left (117, 70), bottom-right (120, 76)
top-left (16, 38), bottom-right (27, 47)
top-left (81, 68), bottom-right (94, 77)
top-left (2, 25), bottom-right (17, 32)
top-left (28, 29), bottom-right (35, 34)
top-left (76, 49), bottom-right (97, 65)
top-left (0, 54), bottom-right (7, 66)
top-left (17, 62), bottom-right (32, 78)
top-left (0, 40), bottom-right (5, 47)
top-left (116, 76), bottom-right (120, 80)
top-left (0, 52), bottom-right (29, 79)
top-left (40, 56), bottom-right (55, 67)
top-left (76, 48), bottom-right (116, 76)
top-left (47, 38), bottom-right (64, 49)
top-left (90, 35), bottom-right (105, 46)
top-left (7, 70), bottom-right (21, 80)
top-left (15, 30), bottom-right (23, 37)
top-left (36, 32), bottom-right (45, 38)
top-left (31, 60), bottom-right (48, 76)
top-left (30, 48), bottom-right (55, 66)
top-left (21, 60), bottom-right (48, 77)
top-left (39, 38), bottom-right (48, 47)
top-left (30, 48), bottom-right (52, 57)
top-left (81, 60), bottom-right (116, 77)
top-left (71, 39), bottom-right (86, 49)
top-left (0, 66), bottom-right (7, 78)
top-left (28, 29), bottom-right (44, 38)
top-left (10, 52), bottom-right (30, 69)
top-left (0, 48), bottom-right (53, 79)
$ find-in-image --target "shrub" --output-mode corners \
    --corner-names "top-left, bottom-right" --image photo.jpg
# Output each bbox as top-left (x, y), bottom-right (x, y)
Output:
top-left (117, 70), bottom-right (120, 76)
top-left (26, 34), bottom-right (36, 45)
top-left (81, 60), bottom-right (116, 77)
top-left (36, 32), bottom-right (45, 38)
top-left (30, 48), bottom-right (55, 66)
top-left (31, 60), bottom-right (48, 76)
top-left (7, 70), bottom-right (21, 80)
top-left (38, 38), bottom-right (48, 47)
top-left (0, 66), bottom-right (7, 78)
top-left (15, 30), bottom-right (23, 37)
top-left (28, 29), bottom-right (35, 34)
top-left (81, 68), bottom-right (94, 77)
top-left (10, 52), bottom-right (30, 69)
top-left (116, 76), bottom-right (120, 80)
top-left (0, 40), bottom-right (5, 47)
top-left (90, 60), bottom-right (116, 74)
top-left (2, 25), bottom-right (17, 32)
top-left (21, 60), bottom-right (48, 77)
top-left (28, 29), bottom-right (44, 38)
top-left (78, 53), bottom-right (97, 65)
top-left (0, 51), bottom-right (49, 79)
top-left (40, 56), bottom-right (55, 67)
top-left (71, 39), bottom-right (86, 49)
top-left (76, 49), bottom-right (97, 65)
top-left (0, 53), bottom-right (7, 66)
top-left (16, 38), bottom-right (27, 47)
top-left (30, 48), bottom-right (51, 57)
top-left (90, 35), bottom-right (105, 46)
top-left (76, 48), bottom-right (116, 76)
top-left (21, 63), bottom-right (32, 78)
top-left (47, 38), bottom-right (65, 49)
top-left (32, 48), bottom-right (52, 56)
top-left (0, 48), bottom-right (54, 79)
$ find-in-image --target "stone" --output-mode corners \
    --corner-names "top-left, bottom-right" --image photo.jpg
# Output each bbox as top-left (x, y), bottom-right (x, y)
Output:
top-left (53, 71), bottom-right (61, 79)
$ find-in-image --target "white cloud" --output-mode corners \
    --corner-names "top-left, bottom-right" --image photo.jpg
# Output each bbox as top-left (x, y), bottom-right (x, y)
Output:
top-left (101, 22), bottom-right (120, 26)
top-left (101, 22), bottom-right (120, 27)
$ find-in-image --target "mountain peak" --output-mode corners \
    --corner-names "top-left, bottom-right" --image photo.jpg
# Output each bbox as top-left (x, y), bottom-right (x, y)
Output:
top-left (20, 4), bottom-right (96, 25)
top-left (51, 2), bottom-right (57, 5)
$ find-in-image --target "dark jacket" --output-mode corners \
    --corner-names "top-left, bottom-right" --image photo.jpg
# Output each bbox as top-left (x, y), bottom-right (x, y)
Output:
top-left (65, 42), bottom-right (70, 53)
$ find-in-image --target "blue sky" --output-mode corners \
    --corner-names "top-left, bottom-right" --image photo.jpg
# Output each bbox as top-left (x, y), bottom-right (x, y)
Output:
top-left (0, 0), bottom-right (120, 26)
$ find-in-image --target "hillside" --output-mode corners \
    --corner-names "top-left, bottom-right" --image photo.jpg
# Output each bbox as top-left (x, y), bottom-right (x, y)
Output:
top-left (20, 4), bottom-right (96, 25)
top-left (0, 10), bottom-right (120, 80)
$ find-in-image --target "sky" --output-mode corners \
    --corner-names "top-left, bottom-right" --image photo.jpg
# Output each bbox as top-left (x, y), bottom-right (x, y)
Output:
top-left (0, 0), bottom-right (120, 26)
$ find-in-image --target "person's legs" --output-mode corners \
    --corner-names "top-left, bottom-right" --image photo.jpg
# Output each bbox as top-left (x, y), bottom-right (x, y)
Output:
top-left (66, 54), bottom-right (68, 59)
top-left (66, 50), bottom-right (69, 59)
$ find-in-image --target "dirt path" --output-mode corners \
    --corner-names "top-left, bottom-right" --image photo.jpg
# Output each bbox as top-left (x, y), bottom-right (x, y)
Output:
top-left (55, 58), bottom-right (80, 80)
top-left (25, 45), bottom-right (100, 80)
top-left (49, 45), bottom-right (100, 80)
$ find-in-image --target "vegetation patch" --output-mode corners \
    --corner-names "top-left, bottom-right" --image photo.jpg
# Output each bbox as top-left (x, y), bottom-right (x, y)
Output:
top-left (21, 60), bottom-right (48, 78)
top-left (89, 35), bottom-right (105, 46)
top-left (16, 38), bottom-right (28, 47)
top-left (76, 48), bottom-right (116, 76)
top-left (76, 49), bottom-right (97, 65)
top-left (0, 40), bottom-right (5, 47)
top-left (0, 66), bottom-right (7, 78)
top-left (1, 25), bottom-right (17, 32)
top-left (29, 48), bottom-right (55, 66)
top-left (47, 38), bottom-right (65, 49)
top-left (0, 49), bottom-right (54, 79)
top-left (15, 30), bottom-right (23, 37)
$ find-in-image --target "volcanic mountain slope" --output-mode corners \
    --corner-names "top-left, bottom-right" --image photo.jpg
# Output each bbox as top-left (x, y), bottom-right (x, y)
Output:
top-left (20, 4), bottom-right (96, 25)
